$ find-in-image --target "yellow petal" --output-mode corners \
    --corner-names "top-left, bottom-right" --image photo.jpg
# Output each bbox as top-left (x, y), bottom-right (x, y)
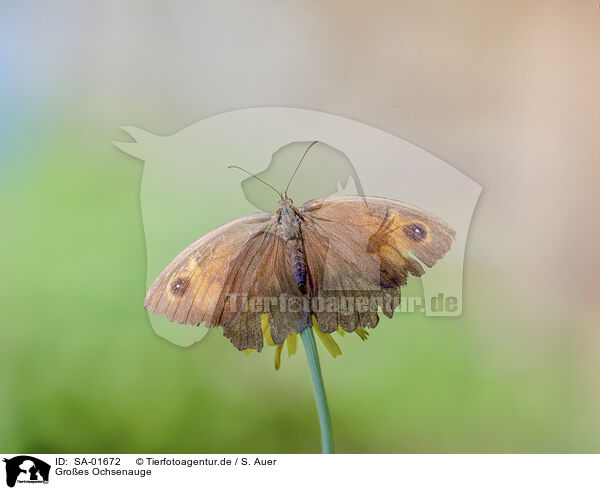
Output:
top-left (355, 327), bottom-right (369, 341)
top-left (336, 328), bottom-right (346, 337)
top-left (287, 333), bottom-right (297, 357)
top-left (312, 323), bottom-right (342, 358)
top-left (261, 313), bottom-right (275, 346)
top-left (242, 349), bottom-right (254, 356)
top-left (274, 343), bottom-right (283, 370)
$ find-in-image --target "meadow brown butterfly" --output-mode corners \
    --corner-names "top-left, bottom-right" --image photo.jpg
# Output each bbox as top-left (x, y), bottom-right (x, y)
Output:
top-left (144, 142), bottom-right (455, 351)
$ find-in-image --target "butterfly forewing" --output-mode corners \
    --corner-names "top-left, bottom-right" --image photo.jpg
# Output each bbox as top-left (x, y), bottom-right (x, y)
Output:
top-left (300, 195), bottom-right (455, 268)
top-left (144, 212), bottom-right (273, 327)
top-left (144, 211), bottom-right (305, 351)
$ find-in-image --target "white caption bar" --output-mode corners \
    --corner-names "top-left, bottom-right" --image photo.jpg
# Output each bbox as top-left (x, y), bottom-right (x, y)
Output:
top-left (1, 454), bottom-right (598, 490)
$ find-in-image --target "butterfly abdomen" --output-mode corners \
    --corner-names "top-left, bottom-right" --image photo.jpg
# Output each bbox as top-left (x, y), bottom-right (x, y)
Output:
top-left (289, 241), bottom-right (307, 291)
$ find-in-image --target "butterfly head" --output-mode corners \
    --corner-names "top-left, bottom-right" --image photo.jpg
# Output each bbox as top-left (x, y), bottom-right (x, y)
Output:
top-left (279, 195), bottom-right (294, 206)
top-left (278, 196), bottom-right (299, 220)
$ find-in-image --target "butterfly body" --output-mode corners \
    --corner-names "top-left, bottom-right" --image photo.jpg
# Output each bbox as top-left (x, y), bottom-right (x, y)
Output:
top-left (276, 198), bottom-right (308, 292)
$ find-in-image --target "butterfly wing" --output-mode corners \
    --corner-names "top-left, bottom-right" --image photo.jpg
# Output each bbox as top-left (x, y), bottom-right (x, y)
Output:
top-left (144, 211), bottom-right (303, 351)
top-left (299, 195), bottom-right (455, 332)
top-left (213, 229), bottom-right (306, 349)
top-left (144, 212), bottom-right (273, 326)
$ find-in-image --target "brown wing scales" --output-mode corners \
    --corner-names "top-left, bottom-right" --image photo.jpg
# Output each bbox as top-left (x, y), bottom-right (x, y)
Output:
top-left (218, 232), bottom-right (304, 350)
top-left (300, 195), bottom-right (455, 333)
top-left (144, 212), bottom-right (304, 352)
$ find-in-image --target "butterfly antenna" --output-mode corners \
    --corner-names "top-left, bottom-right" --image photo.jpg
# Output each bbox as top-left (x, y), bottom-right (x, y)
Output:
top-left (284, 140), bottom-right (318, 196)
top-left (227, 165), bottom-right (282, 198)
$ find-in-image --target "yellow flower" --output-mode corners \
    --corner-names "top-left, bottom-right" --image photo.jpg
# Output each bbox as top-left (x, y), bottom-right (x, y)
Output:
top-left (243, 313), bottom-right (370, 370)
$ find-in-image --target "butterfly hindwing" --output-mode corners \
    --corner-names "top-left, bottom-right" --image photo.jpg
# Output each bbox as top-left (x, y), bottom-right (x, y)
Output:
top-left (217, 231), bottom-right (304, 349)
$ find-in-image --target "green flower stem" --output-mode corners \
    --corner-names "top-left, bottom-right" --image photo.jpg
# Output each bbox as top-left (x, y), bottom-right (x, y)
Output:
top-left (301, 326), bottom-right (334, 454)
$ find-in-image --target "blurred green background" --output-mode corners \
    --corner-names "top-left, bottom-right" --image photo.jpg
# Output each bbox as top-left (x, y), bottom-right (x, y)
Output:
top-left (1, 2), bottom-right (599, 453)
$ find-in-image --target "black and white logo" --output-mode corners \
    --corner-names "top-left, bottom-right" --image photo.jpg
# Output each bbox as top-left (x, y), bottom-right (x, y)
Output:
top-left (3, 456), bottom-right (50, 487)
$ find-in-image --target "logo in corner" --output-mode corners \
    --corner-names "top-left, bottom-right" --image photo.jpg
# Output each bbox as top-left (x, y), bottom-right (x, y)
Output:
top-left (3, 456), bottom-right (50, 487)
